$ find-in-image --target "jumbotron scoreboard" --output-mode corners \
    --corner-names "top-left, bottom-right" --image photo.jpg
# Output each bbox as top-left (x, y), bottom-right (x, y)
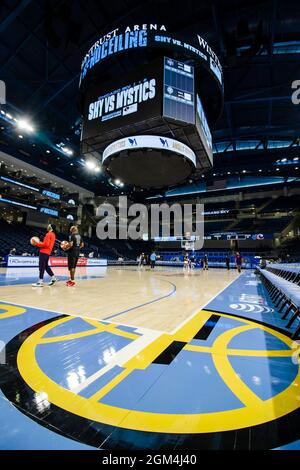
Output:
top-left (79, 24), bottom-right (223, 188)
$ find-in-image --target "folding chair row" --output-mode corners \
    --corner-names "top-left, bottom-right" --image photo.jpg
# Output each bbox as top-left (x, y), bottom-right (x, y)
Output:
top-left (258, 267), bottom-right (300, 339)
top-left (266, 264), bottom-right (300, 286)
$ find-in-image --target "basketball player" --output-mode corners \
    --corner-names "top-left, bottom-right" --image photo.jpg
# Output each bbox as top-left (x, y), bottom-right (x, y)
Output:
top-left (203, 254), bottom-right (209, 270)
top-left (150, 251), bottom-right (156, 269)
top-left (235, 252), bottom-right (243, 273)
top-left (138, 252), bottom-right (145, 269)
top-left (32, 224), bottom-right (57, 287)
top-left (66, 225), bottom-right (84, 286)
top-left (183, 254), bottom-right (189, 270)
top-left (225, 255), bottom-right (230, 270)
top-left (190, 254), bottom-right (196, 269)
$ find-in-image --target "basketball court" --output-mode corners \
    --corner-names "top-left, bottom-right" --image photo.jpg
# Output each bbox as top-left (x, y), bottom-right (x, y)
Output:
top-left (1, 265), bottom-right (299, 450)
top-left (0, 0), bottom-right (300, 456)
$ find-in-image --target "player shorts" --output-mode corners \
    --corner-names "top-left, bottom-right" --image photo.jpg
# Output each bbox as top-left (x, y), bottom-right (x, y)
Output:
top-left (68, 253), bottom-right (79, 270)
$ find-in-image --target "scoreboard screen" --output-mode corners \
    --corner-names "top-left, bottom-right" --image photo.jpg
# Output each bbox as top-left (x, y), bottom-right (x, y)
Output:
top-left (163, 57), bottom-right (195, 124)
top-left (82, 60), bottom-right (162, 140)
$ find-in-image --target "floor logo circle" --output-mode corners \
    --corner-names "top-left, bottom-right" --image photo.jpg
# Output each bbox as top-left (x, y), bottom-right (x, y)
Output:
top-left (16, 311), bottom-right (299, 435)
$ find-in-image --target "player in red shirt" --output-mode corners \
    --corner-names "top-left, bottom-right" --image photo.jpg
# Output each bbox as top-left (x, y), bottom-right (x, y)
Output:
top-left (32, 224), bottom-right (57, 287)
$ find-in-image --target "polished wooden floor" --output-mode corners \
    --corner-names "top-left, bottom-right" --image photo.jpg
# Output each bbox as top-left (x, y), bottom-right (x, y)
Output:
top-left (0, 266), bottom-right (240, 332)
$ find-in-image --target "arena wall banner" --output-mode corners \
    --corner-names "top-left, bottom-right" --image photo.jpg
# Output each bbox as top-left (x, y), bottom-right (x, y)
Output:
top-left (6, 256), bottom-right (107, 267)
top-left (6, 256), bottom-right (39, 267)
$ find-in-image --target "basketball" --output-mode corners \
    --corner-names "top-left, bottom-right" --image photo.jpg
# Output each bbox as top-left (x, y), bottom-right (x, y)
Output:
top-left (30, 236), bottom-right (40, 246)
top-left (60, 240), bottom-right (70, 250)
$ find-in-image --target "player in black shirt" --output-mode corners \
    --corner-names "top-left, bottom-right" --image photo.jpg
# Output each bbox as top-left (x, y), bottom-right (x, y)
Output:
top-left (66, 226), bottom-right (84, 286)
top-left (235, 252), bottom-right (243, 273)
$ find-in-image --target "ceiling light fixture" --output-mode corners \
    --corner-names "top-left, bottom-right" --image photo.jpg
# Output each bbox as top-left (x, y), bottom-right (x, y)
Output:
top-left (16, 119), bottom-right (35, 133)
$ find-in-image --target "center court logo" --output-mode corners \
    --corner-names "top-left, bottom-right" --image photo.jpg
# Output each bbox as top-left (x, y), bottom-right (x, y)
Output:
top-left (10, 311), bottom-right (299, 448)
top-left (96, 196), bottom-right (204, 248)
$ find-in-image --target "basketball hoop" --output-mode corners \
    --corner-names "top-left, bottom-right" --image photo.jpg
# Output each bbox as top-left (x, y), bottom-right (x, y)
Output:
top-left (181, 240), bottom-right (195, 251)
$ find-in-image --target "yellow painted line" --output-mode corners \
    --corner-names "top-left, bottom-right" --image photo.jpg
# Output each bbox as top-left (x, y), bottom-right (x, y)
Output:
top-left (39, 316), bottom-right (139, 343)
top-left (83, 317), bottom-right (139, 340)
top-left (37, 316), bottom-right (76, 343)
top-left (124, 310), bottom-right (212, 370)
top-left (203, 310), bottom-right (295, 349)
top-left (174, 310), bottom-right (212, 342)
top-left (108, 327), bottom-right (140, 341)
top-left (183, 344), bottom-right (212, 353)
top-left (124, 334), bottom-right (170, 369)
top-left (0, 303), bottom-right (26, 319)
top-left (90, 368), bottom-right (133, 402)
top-left (185, 344), bottom-right (293, 357)
top-left (91, 328), bottom-right (185, 401)
top-left (83, 318), bottom-right (113, 330)
top-left (212, 325), bottom-right (266, 407)
top-left (40, 328), bottom-right (106, 343)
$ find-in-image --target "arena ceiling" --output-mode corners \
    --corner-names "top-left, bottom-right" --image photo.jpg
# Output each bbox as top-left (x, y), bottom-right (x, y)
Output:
top-left (0, 0), bottom-right (300, 195)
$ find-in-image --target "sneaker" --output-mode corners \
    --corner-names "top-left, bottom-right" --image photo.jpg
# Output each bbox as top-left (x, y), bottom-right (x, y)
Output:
top-left (48, 278), bottom-right (57, 286)
top-left (32, 282), bottom-right (43, 287)
top-left (67, 281), bottom-right (76, 287)
top-left (66, 280), bottom-right (72, 286)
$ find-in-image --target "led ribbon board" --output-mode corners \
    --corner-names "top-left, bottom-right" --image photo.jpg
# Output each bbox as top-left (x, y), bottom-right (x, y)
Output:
top-left (102, 135), bottom-right (196, 167)
top-left (41, 189), bottom-right (60, 200)
top-left (39, 207), bottom-right (59, 217)
top-left (102, 135), bottom-right (197, 188)
top-left (0, 196), bottom-right (37, 210)
top-left (0, 176), bottom-right (39, 192)
top-left (196, 94), bottom-right (213, 163)
top-left (80, 27), bottom-right (223, 92)
top-left (0, 176), bottom-right (61, 200)
top-left (0, 196), bottom-right (59, 218)
top-left (203, 233), bottom-right (270, 240)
